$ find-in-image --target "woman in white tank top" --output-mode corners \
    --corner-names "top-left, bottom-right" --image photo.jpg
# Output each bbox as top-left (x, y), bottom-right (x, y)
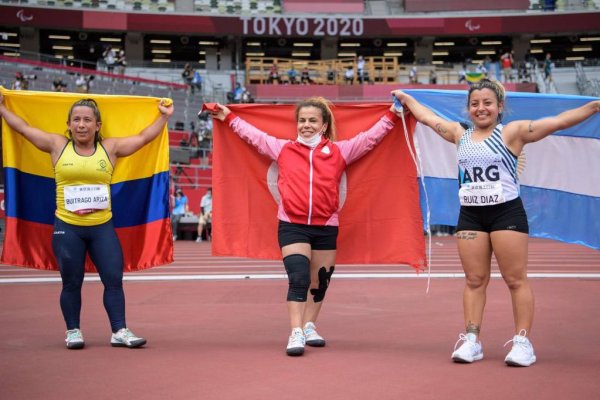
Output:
top-left (393, 80), bottom-right (599, 367)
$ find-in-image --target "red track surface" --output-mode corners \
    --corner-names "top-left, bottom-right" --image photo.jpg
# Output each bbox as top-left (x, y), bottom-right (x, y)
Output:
top-left (1, 237), bottom-right (599, 399)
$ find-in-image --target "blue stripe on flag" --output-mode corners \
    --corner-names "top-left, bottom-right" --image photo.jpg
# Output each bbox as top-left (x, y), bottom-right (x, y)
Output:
top-left (4, 167), bottom-right (56, 224)
top-left (4, 168), bottom-right (170, 228)
top-left (521, 186), bottom-right (600, 250)
top-left (111, 171), bottom-right (171, 228)
top-left (418, 176), bottom-right (600, 250)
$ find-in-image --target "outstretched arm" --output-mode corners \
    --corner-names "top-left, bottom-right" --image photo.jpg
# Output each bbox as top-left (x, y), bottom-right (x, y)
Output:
top-left (505, 100), bottom-right (600, 149)
top-left (209, 103), bottom-right (286, 161)
top-left (105, 98), bottom-right (174, 159)
top-left (392, 89), bottom-right (463, 144)
top-left (0, 91), bottom-right (66, 156)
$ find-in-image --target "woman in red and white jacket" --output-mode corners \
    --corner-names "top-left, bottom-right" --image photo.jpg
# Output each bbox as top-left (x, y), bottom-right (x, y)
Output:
top-left (211, 97), bottom-right (402, 356)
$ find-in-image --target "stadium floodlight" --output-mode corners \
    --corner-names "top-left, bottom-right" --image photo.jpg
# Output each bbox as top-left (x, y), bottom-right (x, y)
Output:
top-left (580, 37), bottom-right (600, 42)
top-left (434, 42), bottom-right (454, 46)
top-left (530, 39), bottom-right (551, 43)
top-left (49, 35), bottom-right (71, 40)
top-left (572, 47), bottom-right (592, 52)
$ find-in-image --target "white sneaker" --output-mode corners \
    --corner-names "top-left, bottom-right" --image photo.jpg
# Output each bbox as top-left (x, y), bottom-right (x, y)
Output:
top-left (504, 329), bottom-right (536, 367)
top-left (65, 328), bottom-right (85, 350)
top-left (303, 322), bottom-right (326, 347)
top-left (111, 328), bottom-right (147, 348)
top-left (196, 237), bottom-right (203, 243)
top-left (451, 333), bottom-right (483, 363)
top-left (286, 327), bottom-right (305, 356)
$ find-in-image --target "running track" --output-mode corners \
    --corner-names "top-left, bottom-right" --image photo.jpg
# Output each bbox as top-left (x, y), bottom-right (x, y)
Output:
top-left (1, 237), bottom-right (599, 400)
top-left (2, 237), bottom-right (599, 283)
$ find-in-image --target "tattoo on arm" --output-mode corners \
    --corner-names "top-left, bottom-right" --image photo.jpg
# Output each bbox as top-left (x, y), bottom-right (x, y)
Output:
top-left (435, 123), bottom-right (449, 135)
top-left (528, 120), bottom-right (534, 133)
top-left (466, 322), bottom-right (481, 335)
top-left (456, 231), bottom-right (478, 240)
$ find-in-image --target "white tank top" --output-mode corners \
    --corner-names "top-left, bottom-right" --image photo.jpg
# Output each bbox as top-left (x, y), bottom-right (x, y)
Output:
top-left (457, 124), bottom-right (519, 206)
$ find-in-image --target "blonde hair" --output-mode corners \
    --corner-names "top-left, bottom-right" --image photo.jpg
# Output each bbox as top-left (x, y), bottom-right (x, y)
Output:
top-left (468, 78), bottom-right (506, 122)
top-left (295, 96), bottom-right (337, 141)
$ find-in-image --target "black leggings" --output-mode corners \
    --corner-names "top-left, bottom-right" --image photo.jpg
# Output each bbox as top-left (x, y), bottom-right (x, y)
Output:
top-left (52, 218), bottom-right (126, 332)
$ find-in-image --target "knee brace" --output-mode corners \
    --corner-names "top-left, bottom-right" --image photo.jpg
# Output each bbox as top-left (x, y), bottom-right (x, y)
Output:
top-left (283, 254), bottom-right (311, 302)
top-left (310, 266), bottom-right (335, 303)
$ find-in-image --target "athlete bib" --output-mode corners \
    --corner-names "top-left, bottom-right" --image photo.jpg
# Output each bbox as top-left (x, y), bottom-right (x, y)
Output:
top-left (64, 184), bottom-right (110, 214)
top-left (459, 181), bottom-right (506, 206)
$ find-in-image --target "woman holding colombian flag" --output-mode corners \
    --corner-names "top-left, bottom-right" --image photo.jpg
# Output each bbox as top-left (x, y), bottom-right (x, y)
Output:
top-left (0, 93), bottom-right (173, 349)
top-left (210, 97), bottom-right (403, 356)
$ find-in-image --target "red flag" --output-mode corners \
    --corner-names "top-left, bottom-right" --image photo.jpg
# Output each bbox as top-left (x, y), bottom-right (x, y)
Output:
top-left (212, 103), bottom-right (425, 269)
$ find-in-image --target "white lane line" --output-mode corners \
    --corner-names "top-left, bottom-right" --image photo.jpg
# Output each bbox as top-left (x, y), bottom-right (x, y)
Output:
top-left (1, 272), bottom-right (599, 284)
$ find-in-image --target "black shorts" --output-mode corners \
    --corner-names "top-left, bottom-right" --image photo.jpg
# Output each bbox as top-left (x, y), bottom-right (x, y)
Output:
top-left (456, 197), bottom-right (529, 234)
top-left (278, 220), bottom-right (339, 250)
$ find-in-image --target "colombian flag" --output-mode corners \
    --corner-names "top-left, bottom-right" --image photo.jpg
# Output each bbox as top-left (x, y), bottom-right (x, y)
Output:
top-left (212, 103), bottom-right (426, 269)
top-left (1, 89), bottom-right (173, 271)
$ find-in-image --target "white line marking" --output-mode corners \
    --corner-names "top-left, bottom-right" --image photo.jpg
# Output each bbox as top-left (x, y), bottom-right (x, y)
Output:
top-left (1, 273), bottom-right (599, 284)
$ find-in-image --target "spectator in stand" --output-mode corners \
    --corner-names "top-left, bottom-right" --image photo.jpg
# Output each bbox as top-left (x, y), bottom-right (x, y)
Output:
top-left (458, 64), bottom-right (467, 84)
top-left (326, 67), bottom-right (336, 84)
top-left (268, 63), bottom-right (282, 84)
top-left (300, 66), bottom-right (312, 84)
top-left (196, 187), bottom-right (213, 243)
top-left (171, 188), bottom-right (189, 241)
top-left (476, 62), bottom-right (488, 78)
top-left (13, 72), bottom-right (30, 90)
top-left (344, 66), bottom-right (354, 84)
top-left (75, 75), bottom-right (88, 93)
top-left (409, 65), bottom-right (418, 84)
top-left (357, 55), bottom-right (366, 84)
top-left (196, 111), bottom-right (213, 149)
top-left (103, 45), bottom-right (116, 73)
top-left (429, 69), bottom-right (438, 85)
top-left (287, 66), bottom-right (299, 84)
top-left (182, 63), bottom-right (194, 92)
top-left (543, 53), bottom-right (554, 84)
top-left (52, 77), bottom-right (68, 92)
top-left (116, 50), bottom-right (127, 75)
top-left (192, 69), bottom-right (203, 94)
top-left (235, 82), bottom-right (246, 103)
top-left (501, 50), bottom-right (514, 83)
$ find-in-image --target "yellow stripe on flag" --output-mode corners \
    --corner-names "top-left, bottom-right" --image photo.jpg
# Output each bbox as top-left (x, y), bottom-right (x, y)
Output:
top-left (1, 89), bottom-right (169, 182)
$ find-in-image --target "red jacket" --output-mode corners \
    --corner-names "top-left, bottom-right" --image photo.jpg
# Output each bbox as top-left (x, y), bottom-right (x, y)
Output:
top-left (225, 111), bottom-right (398, 226)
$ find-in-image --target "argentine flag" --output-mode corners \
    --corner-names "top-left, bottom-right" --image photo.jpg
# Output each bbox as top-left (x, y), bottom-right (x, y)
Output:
top-left (407, 89), bottom-right (600, 250)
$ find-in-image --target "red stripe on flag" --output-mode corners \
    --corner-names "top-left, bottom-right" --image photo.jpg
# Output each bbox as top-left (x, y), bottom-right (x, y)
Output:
top-left (116, 218), bottom-right (174, 271)
top-left (1, 217), bottom-right (56, 270)
top-left (1, 217), bottom-right (173, 272)
top-left (212, 104), bottom-right (425, 269)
